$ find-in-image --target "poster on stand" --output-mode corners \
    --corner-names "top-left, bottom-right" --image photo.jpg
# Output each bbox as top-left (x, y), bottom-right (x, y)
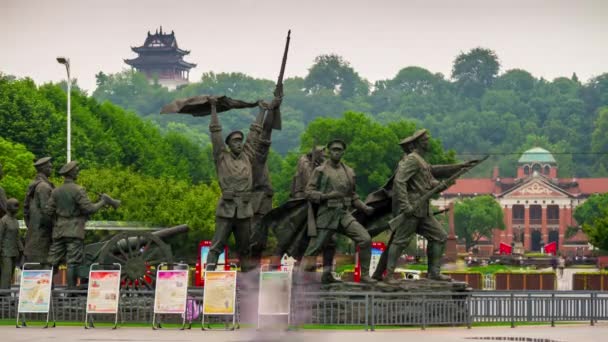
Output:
top-left (369, 246), bottom-right (383, 276)
top-left (86, 270), bottom-right (121, 314)
top-left (153, 269), bottom-right (189, 314)
top-left (202, 271), bottom-right (237, 315)
top-left (258, 271), bottom-right (291, 315)
top-left (17, 270), bottom-right (53, 313)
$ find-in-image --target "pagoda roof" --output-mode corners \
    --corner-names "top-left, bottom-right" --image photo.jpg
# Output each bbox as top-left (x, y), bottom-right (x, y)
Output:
top-left (130, 27), bottom-right (191, 55)
top-left (124, 55), bottom-right (196, 69)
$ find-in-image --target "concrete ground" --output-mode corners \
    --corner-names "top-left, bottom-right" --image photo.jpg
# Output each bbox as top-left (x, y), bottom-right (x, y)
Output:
top-left (1, 323), bottom-right (606, 342)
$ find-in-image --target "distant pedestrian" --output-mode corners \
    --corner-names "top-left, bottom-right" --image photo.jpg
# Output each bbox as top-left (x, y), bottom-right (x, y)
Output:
top-left (551, 256), bottom-right (558, 272)
top-left (558, 255), bottom-right (566, 277)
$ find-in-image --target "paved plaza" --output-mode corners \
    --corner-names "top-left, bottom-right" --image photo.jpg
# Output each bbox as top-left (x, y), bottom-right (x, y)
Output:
top-left (0, 323), bottom-right (606, 342)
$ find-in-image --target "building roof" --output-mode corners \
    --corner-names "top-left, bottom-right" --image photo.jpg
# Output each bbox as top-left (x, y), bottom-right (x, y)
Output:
top-left (570, 178), bottom-right (608, 195)
top-left (443, 179), bottom-right (496, 195)
top-left (443, 175), bottom-right (608, 198)
top-left (518, 147), bottom-right (556, 164)
top-left (564, 230), bottom-right (589, 243)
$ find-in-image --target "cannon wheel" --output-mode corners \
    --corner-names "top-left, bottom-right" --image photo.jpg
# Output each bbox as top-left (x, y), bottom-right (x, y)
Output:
top-left (98, 231), bottom-right (174, 290)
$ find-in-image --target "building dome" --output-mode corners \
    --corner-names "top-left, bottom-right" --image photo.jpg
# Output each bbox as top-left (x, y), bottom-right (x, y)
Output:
top-left (518, 147), bottom-right (556, 164)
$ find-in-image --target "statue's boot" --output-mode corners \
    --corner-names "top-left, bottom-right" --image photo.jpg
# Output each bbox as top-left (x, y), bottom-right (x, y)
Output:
top-left (321, 244), bottom-right (341, 284)
top-left (382, 245), bottom-right (403, 285)
top-left (427, 241), bottom-right (452, 282)
top-left (296, 256), bottom-right (318, 284)
top-left (67, 264), bottom-right (78, 290)
top-left (358, 247), bottom-right (378, 284)
top-left (205, 251), bottom-right (219, 271)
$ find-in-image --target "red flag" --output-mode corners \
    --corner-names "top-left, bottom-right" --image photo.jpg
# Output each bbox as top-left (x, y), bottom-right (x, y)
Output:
top-left (544, 241), bottom-right (557, 255)
top-left (499, 242), bottom-right (512, 255)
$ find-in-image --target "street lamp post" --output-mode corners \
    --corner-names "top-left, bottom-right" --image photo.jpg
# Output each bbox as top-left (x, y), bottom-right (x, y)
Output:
top-left (56, 57), bottom-right (71, 162)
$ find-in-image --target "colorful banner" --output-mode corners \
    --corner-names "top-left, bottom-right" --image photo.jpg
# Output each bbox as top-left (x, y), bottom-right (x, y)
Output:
top-left (202, 271), bottom-right (236, 315)
top-left (369, 246), bottom-right (383, 276)
top-left (153, 270), bottom-right (189, 314)
top-left (86, 270), bottom-right (121, 314)
top-left (17, 270), bottom-right (53, 313)
top-left (258, 271), bottom-right (291, 315)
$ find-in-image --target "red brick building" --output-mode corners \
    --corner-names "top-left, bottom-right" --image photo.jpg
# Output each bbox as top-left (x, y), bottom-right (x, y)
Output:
top-left (433, 147), bottom-right (608, 256)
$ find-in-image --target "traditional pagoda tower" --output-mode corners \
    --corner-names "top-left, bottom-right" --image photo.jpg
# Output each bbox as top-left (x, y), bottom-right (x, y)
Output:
top-left (124, 27), bottom-right (196, 90)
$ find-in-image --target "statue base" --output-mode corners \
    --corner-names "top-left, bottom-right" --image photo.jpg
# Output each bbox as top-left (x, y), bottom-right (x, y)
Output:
top-left (293, 276), bottom-right (470, 293)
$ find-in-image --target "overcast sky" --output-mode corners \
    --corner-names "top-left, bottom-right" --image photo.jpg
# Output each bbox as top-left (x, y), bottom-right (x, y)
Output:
top-left (1, 0), bottom-right (607, 92)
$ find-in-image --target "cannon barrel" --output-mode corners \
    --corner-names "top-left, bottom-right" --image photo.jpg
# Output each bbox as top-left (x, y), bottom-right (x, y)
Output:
top-left (110, 224), bottom-right (189, 255)
top-left (151, 224), bottom-right (189, 240)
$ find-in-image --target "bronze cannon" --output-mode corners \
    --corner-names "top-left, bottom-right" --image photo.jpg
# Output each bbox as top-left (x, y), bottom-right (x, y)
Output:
top-left (76, 224), bottom-right (189, 289)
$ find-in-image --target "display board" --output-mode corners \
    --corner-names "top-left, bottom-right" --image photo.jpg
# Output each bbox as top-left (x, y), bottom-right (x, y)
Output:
top-left (86, 270), bottom-right (121, 314)
top-left (17, 269), bottom-right (53, 313)
top-left (369, 246), bottom-right (383, 276)
top-left (153, 269), bottom-right (189, 314)
top-left (258, 271), bottom-right (291, 315)
top-left (202, 271), bottom-right (237, 315)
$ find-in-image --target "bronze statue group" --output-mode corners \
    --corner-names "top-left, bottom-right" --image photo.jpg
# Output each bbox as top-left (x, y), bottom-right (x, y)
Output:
top-left (0, 159), bottom-right (120, 290)
top-left (196, 96), bottom-right (482, 285)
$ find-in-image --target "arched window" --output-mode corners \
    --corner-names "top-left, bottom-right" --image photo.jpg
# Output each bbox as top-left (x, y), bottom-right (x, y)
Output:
top-left (532, 163), bottom-right (541, 174)
top-left (524, 165), bottom-right (530, 175)
top-left (544, 165), bottom-right (551, 175)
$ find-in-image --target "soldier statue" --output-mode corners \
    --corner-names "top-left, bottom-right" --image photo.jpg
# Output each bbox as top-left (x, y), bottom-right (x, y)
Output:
top-left (376, 129), bottom-right (482, 283)
top-left (287, 146), bottom-right (340, 283)
top-left (23, 157), bottom-right (55, 263)
top-left (300, 139), bottom-right (377, 284)
top-left (249, 98), bottom-right (281, 268)
top-left (0, 198), bottom-right (23, 289)
top-left (205, 97), bottom-right (279, 272)
top-left (0, 162), bottom-right (7, 218)
top-left (45, 161), bottom-right (120, 288)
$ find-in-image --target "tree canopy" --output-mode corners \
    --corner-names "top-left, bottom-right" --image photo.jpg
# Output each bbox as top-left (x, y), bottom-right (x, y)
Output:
top-left (454, 195), bottom-right (505, 251)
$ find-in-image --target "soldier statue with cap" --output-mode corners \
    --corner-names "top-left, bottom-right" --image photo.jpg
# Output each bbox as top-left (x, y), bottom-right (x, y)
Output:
top-left (300, 139), bottom-right (378, 284)
top-left (0, 198), bottom-right (23, 289)
top-left (206, 97), bottom-right (278, 272)
top-left (0, 162), bottom-right (7, 218)
top-left (377, 129), bottom-right (482, 283)
top-left (23, 157), bottom-right (55, 263)
top-left (45, 161), bottom-right (120, 289)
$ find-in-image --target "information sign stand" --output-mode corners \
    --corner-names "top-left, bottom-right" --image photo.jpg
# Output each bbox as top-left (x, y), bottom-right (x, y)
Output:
top-left (84, 263), bottom-right (121, 329)
top-left (152, 263), bottom-right (189, 330)
top-left (257, 264), bottom-right (293, 330)
top-left (16, 263), bottom-right (54, 328)
top-left (201, 269), bottom-right (237, 331)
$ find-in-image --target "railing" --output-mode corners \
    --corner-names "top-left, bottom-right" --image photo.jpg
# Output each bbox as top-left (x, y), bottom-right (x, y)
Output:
top-left (1, 288), bottom-right (607, 330)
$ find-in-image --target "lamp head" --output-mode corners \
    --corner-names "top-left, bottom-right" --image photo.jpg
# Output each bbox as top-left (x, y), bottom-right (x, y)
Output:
top-left (56, 57), bottom-right (69, 65)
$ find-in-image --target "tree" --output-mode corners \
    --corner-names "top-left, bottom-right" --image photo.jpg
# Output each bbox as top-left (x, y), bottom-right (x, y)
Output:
top-left (454, 195), bottom-right (505, 251)
top-left (574, 193), bottom-right (608, 252)
top-left (304, 54), bottom-right (369, 98)
top-left (451, 47), bottom-right (500, 98)
top-left (591, 107), bottom-right (608, 171)
top-left (0, 137), bottom-right (36, 207)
